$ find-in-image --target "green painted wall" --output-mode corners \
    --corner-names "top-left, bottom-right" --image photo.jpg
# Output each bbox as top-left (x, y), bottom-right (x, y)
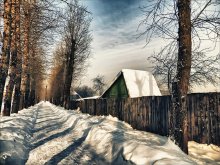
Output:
top-left (102, 74), bottom-right (128, 98)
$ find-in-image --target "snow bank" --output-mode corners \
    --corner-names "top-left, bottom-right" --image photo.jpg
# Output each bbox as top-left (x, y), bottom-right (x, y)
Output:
top-left (0, 103), bottom-right (40, 164)
top-left (83, 118), bottom-right (195, 164)
top-left (189, 141), bottom-right (220, 165)
top-left (1, 102), bottom-right (219, 165)
top-left (48, 103), bottom-right (195, 164)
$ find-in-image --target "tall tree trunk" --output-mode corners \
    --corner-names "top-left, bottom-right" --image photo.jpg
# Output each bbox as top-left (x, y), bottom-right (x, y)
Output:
top-left (11, 0), bottom-right (21, 113)
top-left (0, 0), bottom-right (12, 111)
top-left (28, 74), bottom-right (36, 106)
top-left (2, 0), bottom-right (17, 116)
top-left (173, 0), bottom-right (191, 154)
top-left (26, 72), bottom-right (31, 105)
top-left (20, 0), bottom-right (30, 109)
top-left (28, 49), bottom-right (35, 106)
top-left (63, 39), bottom-right (75, 109)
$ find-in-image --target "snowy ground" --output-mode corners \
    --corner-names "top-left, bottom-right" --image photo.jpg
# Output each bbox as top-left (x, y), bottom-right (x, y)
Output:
top-left (0, 102), bottom-right (219, 165)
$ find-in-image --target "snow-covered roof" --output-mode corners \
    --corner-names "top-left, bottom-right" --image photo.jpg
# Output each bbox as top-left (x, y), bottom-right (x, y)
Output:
top-left (122, 69), bottom-right (161, 97)
top-left (103, 69), bottom-right (161, 98)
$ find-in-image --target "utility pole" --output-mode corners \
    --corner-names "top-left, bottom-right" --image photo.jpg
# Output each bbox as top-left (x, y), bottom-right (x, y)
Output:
top-left (45, 85), bottom-right (47, 101)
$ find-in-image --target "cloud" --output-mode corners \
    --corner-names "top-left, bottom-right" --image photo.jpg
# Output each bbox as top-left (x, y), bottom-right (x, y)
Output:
top-left (91, 11), bottom-right (145, 50)
top-left (82, 0), bottom-right (149, 52)
top-left (83, 36), bottom-right (167, 87)
top-left (79, 0), bottom-right (165, 86)
top-left (87, 0), bottom-right (141, 21)
top-left (79, 0), bottom-right (220, 90)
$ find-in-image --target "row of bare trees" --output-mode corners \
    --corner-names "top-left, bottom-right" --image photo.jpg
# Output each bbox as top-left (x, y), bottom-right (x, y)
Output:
top-left (0, 0), bottom-right (92, 113)
top-left (49, 0), bottom-right (92, 109)
top-left (0, 0), bottom-right (56, 116)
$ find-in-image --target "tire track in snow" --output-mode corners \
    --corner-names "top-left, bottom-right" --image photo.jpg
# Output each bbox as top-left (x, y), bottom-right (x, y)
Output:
top-left (25, 102), bottom-right (101, 165)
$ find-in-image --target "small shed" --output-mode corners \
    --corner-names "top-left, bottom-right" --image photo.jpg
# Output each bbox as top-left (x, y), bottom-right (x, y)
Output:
top-left (101, 69), bottom-right (161, 98)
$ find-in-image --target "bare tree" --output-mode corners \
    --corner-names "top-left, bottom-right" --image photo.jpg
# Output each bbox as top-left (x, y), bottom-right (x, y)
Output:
top-left (1, 0), bottom-right (19, 115)
top-left (19, 0), bottom-right (32, 109)
top-left (11, 0), bottom-right (22, 114)
top-left (0, 0), bottom-right (58, 114)
top-left (139, 0), bottom-right (219, 153)
top-left (19, 0), bottom-right (58, 109)
top-left (174, 0), bottom-right (192, 153)
top-left (92, 75), bottom-right (106, 95)
top-left (149, 51), bottom-right (220, 93)
top-left (48, 44), bottom-right (66, 105)
top-left (49, 64), bottom-right (65, 105)
top-left (0, 0), bottom-right (13, 112)
top-left (62, 0), bottom-right (92, 109)
top-left (75, 85), bottom-right (95, 98)
top-left (25, 0), bottom-right (57, 107)
top-left (28, 45), bottom-right (47, 106)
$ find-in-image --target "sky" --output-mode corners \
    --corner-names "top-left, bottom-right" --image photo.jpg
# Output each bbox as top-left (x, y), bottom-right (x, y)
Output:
top-left (78, 0), bottom-right (219, 92)
top-left (79, 0), bottom-right (162, 86)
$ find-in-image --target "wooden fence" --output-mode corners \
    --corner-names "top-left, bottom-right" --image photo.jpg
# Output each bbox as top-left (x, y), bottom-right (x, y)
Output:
top-left (70, 93), bottom-right (220, 146)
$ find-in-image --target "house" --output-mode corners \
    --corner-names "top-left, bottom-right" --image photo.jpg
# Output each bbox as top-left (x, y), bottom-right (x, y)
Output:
top-left (101, 69), bottom-right (161, 98)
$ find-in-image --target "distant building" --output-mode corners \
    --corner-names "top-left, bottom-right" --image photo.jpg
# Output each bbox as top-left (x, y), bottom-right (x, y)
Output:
top-left (70, 91), bottom-right (82, 101)
top-left (101, 69), bottom-right (161, 98)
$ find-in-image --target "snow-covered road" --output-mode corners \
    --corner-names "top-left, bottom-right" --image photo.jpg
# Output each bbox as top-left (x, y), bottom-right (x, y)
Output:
top-left (1, 102), bottom-right (219, 165)
top-left (26, 102), bottom-right (100, 165)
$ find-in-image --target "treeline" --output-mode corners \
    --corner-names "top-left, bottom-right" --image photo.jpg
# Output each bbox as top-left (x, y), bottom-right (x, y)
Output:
top-left (0, 0), bottom-right (57, 116)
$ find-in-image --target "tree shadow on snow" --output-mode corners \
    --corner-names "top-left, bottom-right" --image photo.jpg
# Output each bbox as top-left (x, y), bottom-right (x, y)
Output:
top-left (110, 120), bottom-right (128, 164)
top-left (0, 118), bottom-right (14, 123)
top-left (43, 118), bottom-right (106, 165)
top-left (32, 114), bottom-right (73, 133)
top-left (35, 117), bottom-right (61, 125)
top-left (44, 127), bottom-right (91, 165)
top-left (35, 114), bottom-right (59, 120)
top-left (31, 118), bottom-right (80, 150)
